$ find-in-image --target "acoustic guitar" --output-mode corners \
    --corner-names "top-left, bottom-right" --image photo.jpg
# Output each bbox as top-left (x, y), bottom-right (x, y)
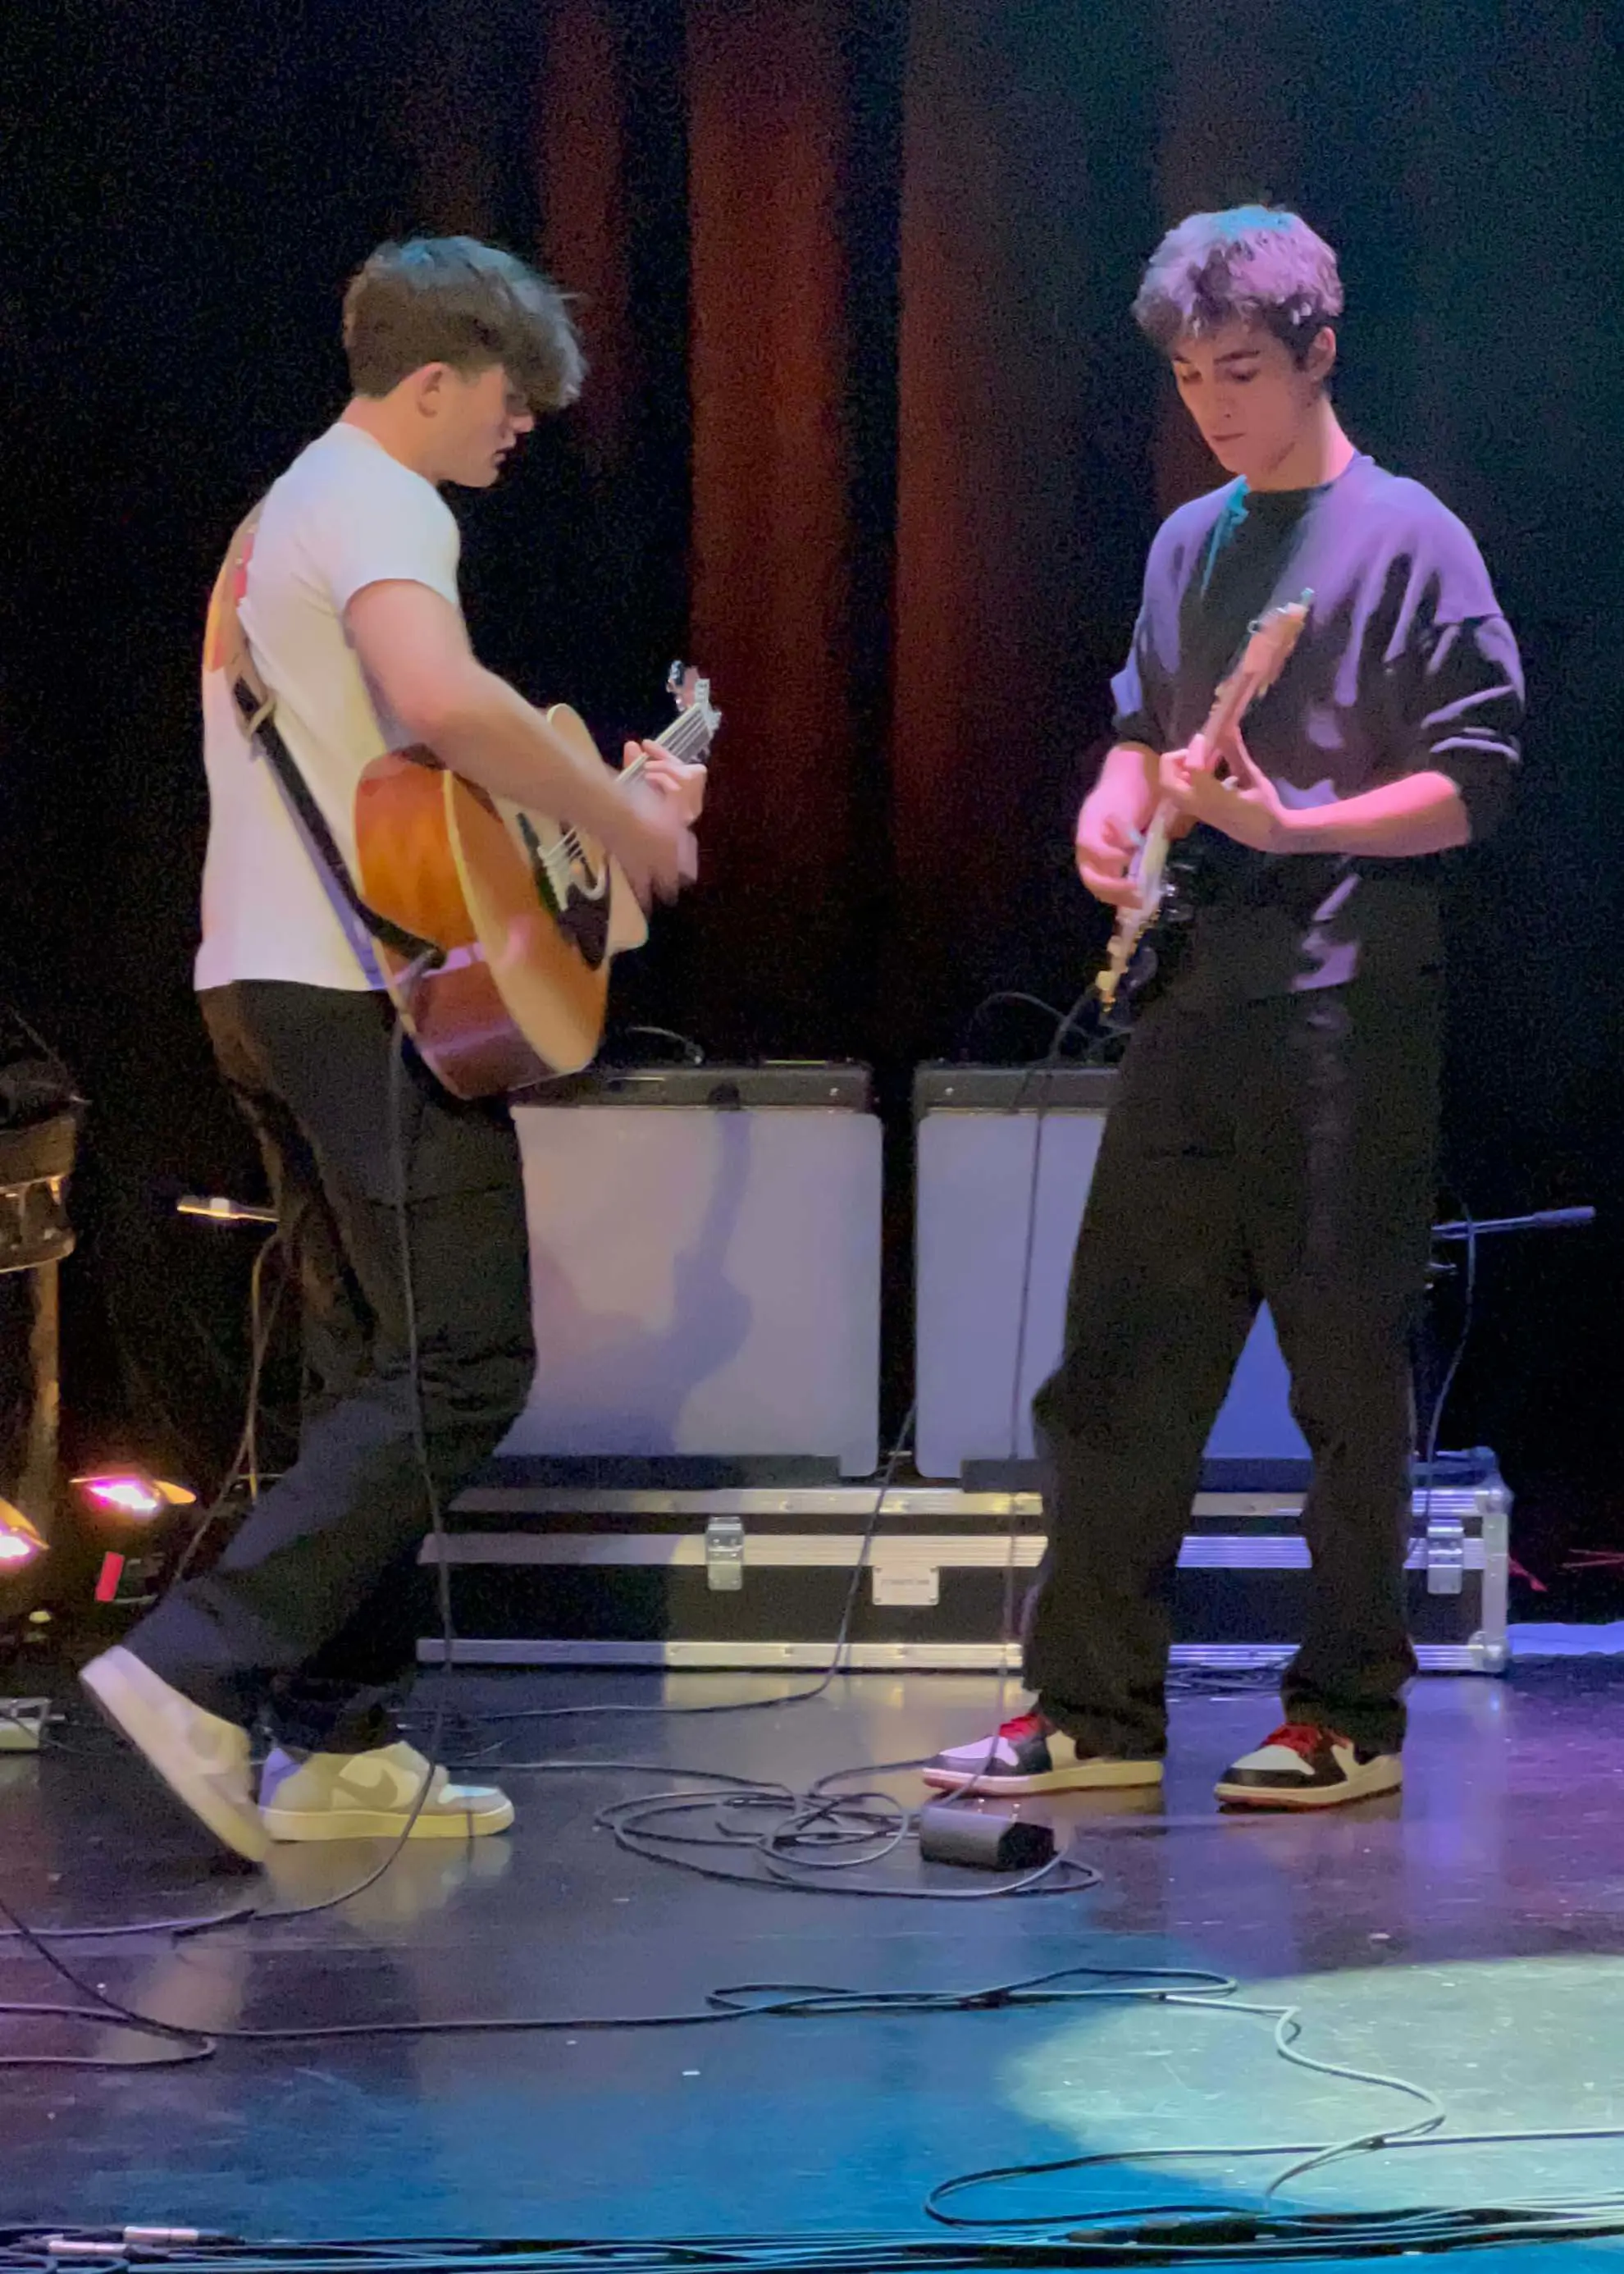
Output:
top-left (1093, 596), bottom-right (1310, 1009)
top-left (354, 664), bottom-right (719, 1098)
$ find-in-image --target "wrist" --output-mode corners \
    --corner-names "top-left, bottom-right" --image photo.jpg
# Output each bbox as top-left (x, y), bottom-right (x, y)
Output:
top-left (1081, 786), bottom-right (1152, 839)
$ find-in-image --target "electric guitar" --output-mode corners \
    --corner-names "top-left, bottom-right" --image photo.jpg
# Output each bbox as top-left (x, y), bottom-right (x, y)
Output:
top-left (1093, 596), bottom-right (1311, 1009)
top-left (354, 664), bottom-right (720, 1098)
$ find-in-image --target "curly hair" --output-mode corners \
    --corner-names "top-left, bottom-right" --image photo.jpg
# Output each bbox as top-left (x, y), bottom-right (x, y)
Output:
top-left (343, 236), bottom-right (585, 413)
top-left (1133, 207), bottom-right (1343, 363)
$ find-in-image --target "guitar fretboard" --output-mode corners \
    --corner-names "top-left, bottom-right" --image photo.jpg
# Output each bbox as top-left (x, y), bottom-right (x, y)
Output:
top-left (619, 704), bottom-right (712, 787)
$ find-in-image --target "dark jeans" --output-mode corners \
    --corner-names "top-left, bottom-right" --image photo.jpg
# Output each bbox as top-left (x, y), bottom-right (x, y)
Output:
top-left (129, 982), bottom-right (535, 1752)
top-left (1025, 975), bottom-right (1441, 1759)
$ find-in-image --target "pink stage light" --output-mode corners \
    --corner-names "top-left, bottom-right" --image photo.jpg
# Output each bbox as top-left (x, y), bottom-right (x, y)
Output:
top-left (81, 1476), bottom-right (163, 1518)
top-left (0, 1501), bottom-right (47, 1568)
top-left (72, 1472), bottom-right (197, 1523)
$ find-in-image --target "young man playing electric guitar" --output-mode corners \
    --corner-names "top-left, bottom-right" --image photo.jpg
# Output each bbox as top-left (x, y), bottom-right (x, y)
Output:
top-left (926, 207), bottom-right (1522, 1811)
top-left (83, 238), bottom-right (705, 1859)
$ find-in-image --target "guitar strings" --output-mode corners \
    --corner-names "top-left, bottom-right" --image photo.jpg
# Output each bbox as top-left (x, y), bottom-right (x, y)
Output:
top-left (553, 701), bottom-right (712, 872)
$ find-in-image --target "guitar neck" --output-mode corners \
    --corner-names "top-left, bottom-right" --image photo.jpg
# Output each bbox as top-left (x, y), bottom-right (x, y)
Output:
top-left (619, 702), bottom-right (712, 786)
top-left (1197, 596), bottom-right (1310, 759)
top-left (1130, 668), bottom-right (1266, 882)
top-left (1202, 667), bottom-right (1265, 752)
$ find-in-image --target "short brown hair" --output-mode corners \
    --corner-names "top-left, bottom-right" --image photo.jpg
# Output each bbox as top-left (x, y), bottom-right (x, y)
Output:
top-left (342, 236), bottom-right (586, 412)
top-left (1133, 206), bottom-right (1343, 363)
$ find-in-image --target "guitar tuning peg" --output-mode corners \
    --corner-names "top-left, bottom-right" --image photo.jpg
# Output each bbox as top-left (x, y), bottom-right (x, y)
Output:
top-left (666, 660), bottom-right (686, 695)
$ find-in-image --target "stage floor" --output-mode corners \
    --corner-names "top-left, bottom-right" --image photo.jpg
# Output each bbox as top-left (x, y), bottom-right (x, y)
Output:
top-left (3, 1660), bottom-right (1624, 2247)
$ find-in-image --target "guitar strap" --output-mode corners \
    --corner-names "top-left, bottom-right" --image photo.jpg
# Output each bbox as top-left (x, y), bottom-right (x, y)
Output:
top-left (204, 504), bottom-right (440, 965)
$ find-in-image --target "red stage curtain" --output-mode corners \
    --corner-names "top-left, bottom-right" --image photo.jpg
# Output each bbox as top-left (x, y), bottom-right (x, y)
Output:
top-left (536, 0), bottom-right (634, 463)
top-left (890, 5), bottom-right (1129, 1044)
top-left (682, 0), bottom-right (880, 1050)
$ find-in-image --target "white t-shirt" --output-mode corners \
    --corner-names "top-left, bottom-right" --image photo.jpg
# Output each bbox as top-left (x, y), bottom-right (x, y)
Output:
top-left (195, 422), bottom-right (462, 993)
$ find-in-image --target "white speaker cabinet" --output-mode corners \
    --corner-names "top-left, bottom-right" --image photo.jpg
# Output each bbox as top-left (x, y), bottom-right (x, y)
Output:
top-left (504, 1066), bottom-right (882, 1477)
top-left (914, 1064), bottom-right (1309, 1481)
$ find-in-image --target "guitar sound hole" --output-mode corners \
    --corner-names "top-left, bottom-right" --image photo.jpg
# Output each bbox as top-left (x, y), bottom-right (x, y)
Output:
top-left (516, 816), bottom-right (610, 971)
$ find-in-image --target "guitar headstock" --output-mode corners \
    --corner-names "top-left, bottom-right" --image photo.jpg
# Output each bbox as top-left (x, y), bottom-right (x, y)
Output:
top-left (1235, 592), bottom-right (1312, 696)
top-left (666, 661), bottom-right (722, 761)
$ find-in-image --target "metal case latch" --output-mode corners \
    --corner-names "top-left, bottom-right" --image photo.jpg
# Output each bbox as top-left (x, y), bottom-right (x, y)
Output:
top-left (1424, 1509), bottom-right (1465, 1596)
top-left (705, 1514), bottom-right (746, 1591)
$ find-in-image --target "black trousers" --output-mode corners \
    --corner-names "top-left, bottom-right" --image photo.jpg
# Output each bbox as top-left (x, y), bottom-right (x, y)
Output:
top-left (129, 983), bottom-right (535, 1752)
top-left (1025, 975), bottom-right (1441, 1759)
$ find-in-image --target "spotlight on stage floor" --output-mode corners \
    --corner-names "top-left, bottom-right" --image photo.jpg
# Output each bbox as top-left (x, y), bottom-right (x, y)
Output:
top-left (73, 1470), bottom-right (196, 1523)
top-left (0, 1501), bottom-right (49, 1751)
top-left (0, 1497), bottom-right (47, 1571)
top-left (71, 1470), bottom-right (196, 1610)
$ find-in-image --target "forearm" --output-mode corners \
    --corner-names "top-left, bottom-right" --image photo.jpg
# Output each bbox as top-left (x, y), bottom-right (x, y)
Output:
top-left (427, 669), bottom-right (628, 840)
top-left (1282, 770), bottom-right (1470, 857)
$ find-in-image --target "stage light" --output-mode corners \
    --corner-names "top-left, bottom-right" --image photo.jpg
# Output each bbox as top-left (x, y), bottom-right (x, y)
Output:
top-left (176, 1192), bottom-right (277, 1226)
top-left (71, 1470), bottom-right (198, 1613)
top-left (71, 1470), bottom-right (196, 1523)
top-left (0, 1498), bottom-right (46, 1569)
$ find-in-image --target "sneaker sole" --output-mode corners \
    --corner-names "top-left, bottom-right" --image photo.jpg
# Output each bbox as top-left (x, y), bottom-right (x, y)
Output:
top-left (80, 1651), bottom-right (269, 1863)
top-left (1215, 1760), bottom-right (1403, 1811)
top-left (921, 1760), bottom-right (1164, 1797)
top-left (262, 1797), bottom-right (516, 1842)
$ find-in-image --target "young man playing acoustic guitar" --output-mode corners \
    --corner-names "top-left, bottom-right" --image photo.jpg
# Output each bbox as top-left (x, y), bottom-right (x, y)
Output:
top-left (926, 207), bottom-right (1522, 1811)
top-left (83, 238), bottom-right (704, 1859)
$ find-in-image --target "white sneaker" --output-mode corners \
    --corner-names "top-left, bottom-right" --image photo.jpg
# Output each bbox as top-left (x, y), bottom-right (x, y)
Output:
top-left (921, 1710), bottom-right (1164, 1796)
top-left (258, 1740), bottom-right (515, 1842)
top-left (80, 1646), bottom-right (267, 1862)
top-left (1215, 1723), bottom-right (1403, 1811)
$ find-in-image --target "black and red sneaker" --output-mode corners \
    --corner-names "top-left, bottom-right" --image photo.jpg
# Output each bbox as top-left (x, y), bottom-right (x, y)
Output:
top-left (921, 1710), bottom-right (1162, 1796)
top-left (1215, 1722), bottom-right (1403, 1811)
